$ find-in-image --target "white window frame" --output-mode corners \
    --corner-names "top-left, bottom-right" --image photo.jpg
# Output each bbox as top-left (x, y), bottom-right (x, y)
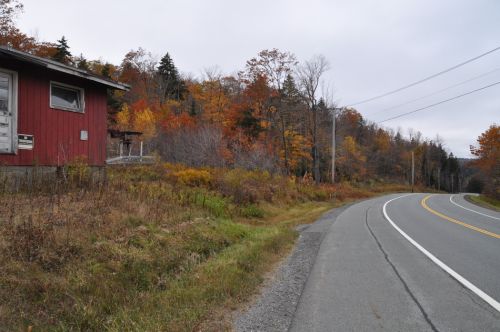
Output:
top-left (0, 67), bottom-right (18, 154)
top-left (50, 81), bottom-right (85, 113)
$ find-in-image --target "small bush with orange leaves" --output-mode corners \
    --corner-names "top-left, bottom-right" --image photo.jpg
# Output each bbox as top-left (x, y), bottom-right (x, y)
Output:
top-left (172, 168), bottom-right (213, 187)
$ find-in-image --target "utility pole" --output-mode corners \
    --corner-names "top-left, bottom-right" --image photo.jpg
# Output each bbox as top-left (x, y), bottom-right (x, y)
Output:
top-left (332, 108), bottom-right (335, 183)
top-left (330, 107), bottom-right (343, 184)
top-left (411, 151), bottom-right (415, 193)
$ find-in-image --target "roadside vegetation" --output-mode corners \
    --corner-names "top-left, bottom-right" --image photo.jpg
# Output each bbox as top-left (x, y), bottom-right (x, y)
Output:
top-left (468, 124), bottom-right (499, 202)
top-left (0, 163), bottom-right (412, 331)
top-left (466, 195), bottom-right (500, 212)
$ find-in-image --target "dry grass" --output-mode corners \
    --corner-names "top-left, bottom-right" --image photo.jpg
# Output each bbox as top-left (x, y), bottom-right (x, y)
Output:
top-left (0, 164), bottom-right (413, 331)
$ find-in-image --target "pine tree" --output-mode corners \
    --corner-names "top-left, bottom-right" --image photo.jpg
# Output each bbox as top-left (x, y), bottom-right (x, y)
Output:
top-left (53, 36), bottom-right (72, 64)
top-left (158, 52), bottom-right (185, 102)
top-left (281, 74), bottom-right (300, 103)
top-left (317, 98), bottom-right (327, 111)
top-left (75, 53), bottom-right (89, 70)
top-left (101, 63), bottom-right (122, 125)
top-left (101, 63), bottom-right (112, 78)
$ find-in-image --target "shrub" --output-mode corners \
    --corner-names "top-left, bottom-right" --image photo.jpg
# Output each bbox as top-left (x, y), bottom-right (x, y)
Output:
top-left (241, 204), bottom-right (265, 218)
top-left (172, 169), bottom-right (213, 187)
top-left (66, 155), bottom-right (91, 185)
top-left (216, 169), bottom-right (277, 204)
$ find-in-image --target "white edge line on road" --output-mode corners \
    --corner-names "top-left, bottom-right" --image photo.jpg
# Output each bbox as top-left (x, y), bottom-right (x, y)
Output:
top-left (450, 194), bottom-right (500, 221)
top-left (383, 194), bottom-right (500, 313)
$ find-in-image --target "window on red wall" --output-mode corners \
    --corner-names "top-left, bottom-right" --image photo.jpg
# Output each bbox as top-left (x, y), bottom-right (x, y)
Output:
top-left (50, 82), bottom-right (85, 113)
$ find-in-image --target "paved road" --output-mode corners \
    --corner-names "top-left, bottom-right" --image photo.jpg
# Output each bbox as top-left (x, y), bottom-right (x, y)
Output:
top-left (290, 193), bottom-right (500, 331)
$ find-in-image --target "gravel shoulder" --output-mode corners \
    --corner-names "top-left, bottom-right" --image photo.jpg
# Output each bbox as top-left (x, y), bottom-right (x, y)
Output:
top-left (233, 203), bottom-right (353, 332)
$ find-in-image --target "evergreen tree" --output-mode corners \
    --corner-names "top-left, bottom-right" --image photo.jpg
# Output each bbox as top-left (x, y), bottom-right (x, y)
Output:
top-left (317, 98), bottom-right (327, 111)
top-left (53, 36), bottom-right (72, 64)
top-left (101, 63), bottom-right (112, 78)
top-left (75, 54), bottom-right (89, 70)
top-left (101, 63), bottom-right (122, 125)
top-left (281, 73), bottom-right (300, 103)
top-left (394, 131), bottom-right (403, 145)
top-left (157, 52), bottom-right (186, 102)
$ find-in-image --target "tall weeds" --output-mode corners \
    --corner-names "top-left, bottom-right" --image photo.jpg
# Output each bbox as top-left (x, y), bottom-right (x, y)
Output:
top-left (0, 163), bottom-right (411, 330)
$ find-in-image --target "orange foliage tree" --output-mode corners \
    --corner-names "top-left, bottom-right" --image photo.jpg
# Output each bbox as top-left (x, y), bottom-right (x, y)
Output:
top-left (470, 124), bottom-right (499, 199)
top-left (337, 136), bottom-right (367, 181)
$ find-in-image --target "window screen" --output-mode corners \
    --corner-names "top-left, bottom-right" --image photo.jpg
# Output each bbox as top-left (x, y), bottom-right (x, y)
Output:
top-left (50, 83), bottom-right (83, 112)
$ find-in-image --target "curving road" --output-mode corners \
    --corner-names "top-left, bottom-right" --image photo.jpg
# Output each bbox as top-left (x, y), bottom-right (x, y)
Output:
top-left (290, 193), bottom-right (500, 331)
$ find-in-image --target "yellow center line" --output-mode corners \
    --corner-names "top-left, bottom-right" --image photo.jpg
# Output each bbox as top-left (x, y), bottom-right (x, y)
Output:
top-left (421, 195), bottom-right (500, 239)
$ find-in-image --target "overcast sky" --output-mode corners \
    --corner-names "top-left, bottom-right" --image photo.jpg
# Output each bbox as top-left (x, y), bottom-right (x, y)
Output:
top-left (17, 0), bottom-right (500, 157)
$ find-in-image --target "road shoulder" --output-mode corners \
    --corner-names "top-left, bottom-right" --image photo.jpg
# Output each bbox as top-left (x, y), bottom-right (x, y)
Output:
top-left (233, 204), bottom-right (352, 332)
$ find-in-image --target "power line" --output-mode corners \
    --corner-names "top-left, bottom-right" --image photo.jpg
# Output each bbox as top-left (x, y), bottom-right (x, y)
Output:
top-left (367, 67), bottom-right (500, 116)
top-left (347, 45), bottom-right (500, 107)
top-left (377, 80), bottom-right (500, 123)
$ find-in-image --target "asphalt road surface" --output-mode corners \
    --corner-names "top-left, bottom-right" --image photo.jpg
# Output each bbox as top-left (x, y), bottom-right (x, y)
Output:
top-left (290, 193), bottom-right (500, 331)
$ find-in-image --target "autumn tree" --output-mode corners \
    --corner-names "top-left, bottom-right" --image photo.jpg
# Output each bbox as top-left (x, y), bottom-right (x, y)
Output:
top-left (337, 136), bottom-right (367, 181)
top-left (370, 128), bottom-right (392, 175)
top-left (0, 0), bottom-right (21, 31)
top-left (133, 107), bottom-right (156, 139)
top-left (119, 48), bottom-right (158, 106)
top-left (297, 54), bottom-right (330, 183)
top-left (281, 74), bottom-right (310, 175)
top-left (244, 48), bottom-right (297, 91)
top-left (283, 129), bottom-right (312, 173)
top-left (471, 124), bottom-right (499, 199)
top-left (243, 49), bottom-right (298, 173)
top-left (115, 102), bottom-right (156, 139)
top-left (190, 68), bottom-right (231, 125)
top-left (0, 0), bottom-right (56, 55)
top-left (116, 103), bottom-right (131, 131)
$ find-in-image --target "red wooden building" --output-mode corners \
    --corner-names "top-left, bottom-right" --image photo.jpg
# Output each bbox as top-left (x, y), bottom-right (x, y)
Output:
top-left (0, 46), bottom-right (129, 170)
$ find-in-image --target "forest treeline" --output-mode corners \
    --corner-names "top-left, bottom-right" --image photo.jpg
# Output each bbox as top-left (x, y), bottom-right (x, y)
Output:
top-left (2, 0), bottom-right (496, 195)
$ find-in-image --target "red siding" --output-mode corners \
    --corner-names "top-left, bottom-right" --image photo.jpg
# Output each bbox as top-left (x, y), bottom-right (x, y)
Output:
top-left (0, 59), bottom-right (108, 166)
